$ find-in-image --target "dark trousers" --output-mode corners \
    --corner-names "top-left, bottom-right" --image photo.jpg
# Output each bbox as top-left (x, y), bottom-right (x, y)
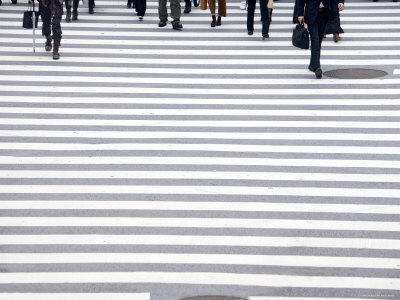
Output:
top-left (65, 0), bottom-right (79, 14)
top-left (247, 0), bottom-right (269, 35)
top-left (308, 8), bottom-right (328, 70)
top-left (136, 0), bottom-right (146, 16)
top-left (89, 0), bottom-right (95, 8)
top-left (39, 2), bottom-right (62, 41)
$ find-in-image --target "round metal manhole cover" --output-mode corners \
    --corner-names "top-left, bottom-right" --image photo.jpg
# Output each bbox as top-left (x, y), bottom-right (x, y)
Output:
top-left (180, 297), bottom-right (247, 300)
top-left (324, 68), bottom-right (388, 79)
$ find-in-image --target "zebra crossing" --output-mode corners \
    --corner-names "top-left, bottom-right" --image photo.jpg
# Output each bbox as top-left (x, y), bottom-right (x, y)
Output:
top-left (0, 0), bottom-right (400, 299)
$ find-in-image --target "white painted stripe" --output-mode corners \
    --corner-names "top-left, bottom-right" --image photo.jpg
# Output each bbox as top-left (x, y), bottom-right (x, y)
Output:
top-left (0, 96), bottom-right (398, 106)
top-left (0, 272), bottom-right (398, 289)
top-left (1, 171), bottom-right (398, 183)
top-left (0, 74), bottom-right (397, 85)
top-left (4, 22), bottom-right (400, 30)
top-left (1, 235), bottom-right (399, 249)
top-left (3, 48), bottom-right (400, 58)
top-left (4, 38), bottom-right (400, 47)
top-left (0, 186), bottom-right (398, 198)
top-left (5, 14), bottom-right (400, 22)
top-left (0, 65), bottom-right (313, 75)
top-left (0, 157), bottom-right (398, 169)
top-left (394, 69), bottom-right (400, 75)
top-left (2, 108), bottom-right (400, 117)
top-left (2, 119), bottom-right (400, 129)
top-left (0, 294), bottom-right (150, 300)
top-left (2, 143), bottom-right (398, 155)
top-left (0, 85), bottom-right (398, 95)
top-left (1, 130), bottom-right (399, 141)
top-left (249, 298), bottom-right (395, 300)
top-left (2, 201), bottom-right (398, 215)
top-left (0, 218), bottom-right (397, 231)
top-left (1, 56), bottom-right (400, 66)
top-left (1, 253), bottom-right (399, 269)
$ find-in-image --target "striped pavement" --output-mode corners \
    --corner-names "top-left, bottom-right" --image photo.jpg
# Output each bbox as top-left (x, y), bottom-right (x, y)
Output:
top-left (0, 0), bottom-right (400, 299)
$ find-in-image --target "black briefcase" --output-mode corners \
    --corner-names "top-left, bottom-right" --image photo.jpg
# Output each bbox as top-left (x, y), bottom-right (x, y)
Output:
top-left (23, 4), bottom-right (39, 29)
top-left (292, 23), bottom-right (309, 49)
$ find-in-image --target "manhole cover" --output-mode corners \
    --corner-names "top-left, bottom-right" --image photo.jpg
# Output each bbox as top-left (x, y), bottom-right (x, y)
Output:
top-left (324, 68), bottom-right (388, 79)
top-left (180, 297), bottom-right (247, 300)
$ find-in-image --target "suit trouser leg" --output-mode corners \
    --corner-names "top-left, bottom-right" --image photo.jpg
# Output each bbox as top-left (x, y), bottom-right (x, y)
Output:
top-left (260, 0), bottom-right (269, 35)
top-left (170, 0), bottom-right (181, 24)
top-left (246, 0), bottom-right (256, 32)
top-left (308, 10), bottom-right (327, 70)
top-left (72, 0), bottom-right (79, 15)
top-left (158, 0), bottom-right (168, 22)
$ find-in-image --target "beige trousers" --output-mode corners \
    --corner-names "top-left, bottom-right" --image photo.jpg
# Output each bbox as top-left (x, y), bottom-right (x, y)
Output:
top-left (200, 0), bottom-right (226, 17)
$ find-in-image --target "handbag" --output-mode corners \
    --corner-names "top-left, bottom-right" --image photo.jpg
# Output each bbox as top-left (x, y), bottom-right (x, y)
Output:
top-left (292, 22), bottom-right (309, 49)
top-left (23, 3), bottom-right (39, 29)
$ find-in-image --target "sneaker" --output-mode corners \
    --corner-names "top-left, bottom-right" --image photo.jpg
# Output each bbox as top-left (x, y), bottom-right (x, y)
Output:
top-left (239, 0), bottom-right (246, 10)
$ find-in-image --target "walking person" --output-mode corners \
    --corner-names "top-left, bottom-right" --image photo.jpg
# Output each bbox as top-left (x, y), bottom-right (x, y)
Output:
top-left (30, 0), bottom-right (64, 60)
top-left (325, 0), bottom-right (344, 42)
top-left (247, 0), bottom-right (273, 39)
top-left (200, 0), bottom-right (226, 27)
top-left (158, 0), bottom-right (183, 30)
top-left (298, 0), bottom-right (334, 79)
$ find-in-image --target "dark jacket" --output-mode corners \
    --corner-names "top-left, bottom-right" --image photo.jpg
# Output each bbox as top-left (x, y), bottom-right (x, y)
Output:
top-left (297, 0), bottom-right (335, 25)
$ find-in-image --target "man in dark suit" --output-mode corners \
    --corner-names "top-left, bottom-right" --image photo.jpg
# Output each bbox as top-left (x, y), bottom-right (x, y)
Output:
top-left (298, 0), bottom-right (334, 79)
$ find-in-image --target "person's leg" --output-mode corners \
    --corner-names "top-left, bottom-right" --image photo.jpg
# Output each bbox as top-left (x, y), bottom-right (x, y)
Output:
top-left (65, 0), bottom-right (71, 22)
top-left (259, 0), bottom-right (268, 37)
top-left (136, 0), bottom-right (146, 18)
top-left (158, 0), bottom-right (168, 25)
top-left (88, 0), bottom-right (94, 14)
top-left (217, 0), bottom-right (226, 17)
top-left (246, 0), bottom-right (256, 34)
top-left (72, 0), bottom-right (79, 20)
top-left (208, 0), bottom-right (216, 26)
top-left (170, 0), bottom-right (182, 28)
top-left (308, 22), bottom-right (321, 71)
top-left (184, 0), bottom-right (191, 13)
top-left (52, 15), bottom-right (62, 59)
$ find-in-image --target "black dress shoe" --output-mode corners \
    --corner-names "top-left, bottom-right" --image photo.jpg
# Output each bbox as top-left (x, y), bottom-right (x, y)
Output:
top-left (315, 68), bottom-right (322, 79)
top-left (172, 22), bottom-right (183, 30)
top-left (158, 21), bottom-right (167, 27)
top-left (11, 0), bottom-right (17, 4)
top-left (262, 33), bottom-right (269, 40)
top-left (308, 66), bottom-right (315, 72)
top-left (248, 31), bottom-right (253, 35)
